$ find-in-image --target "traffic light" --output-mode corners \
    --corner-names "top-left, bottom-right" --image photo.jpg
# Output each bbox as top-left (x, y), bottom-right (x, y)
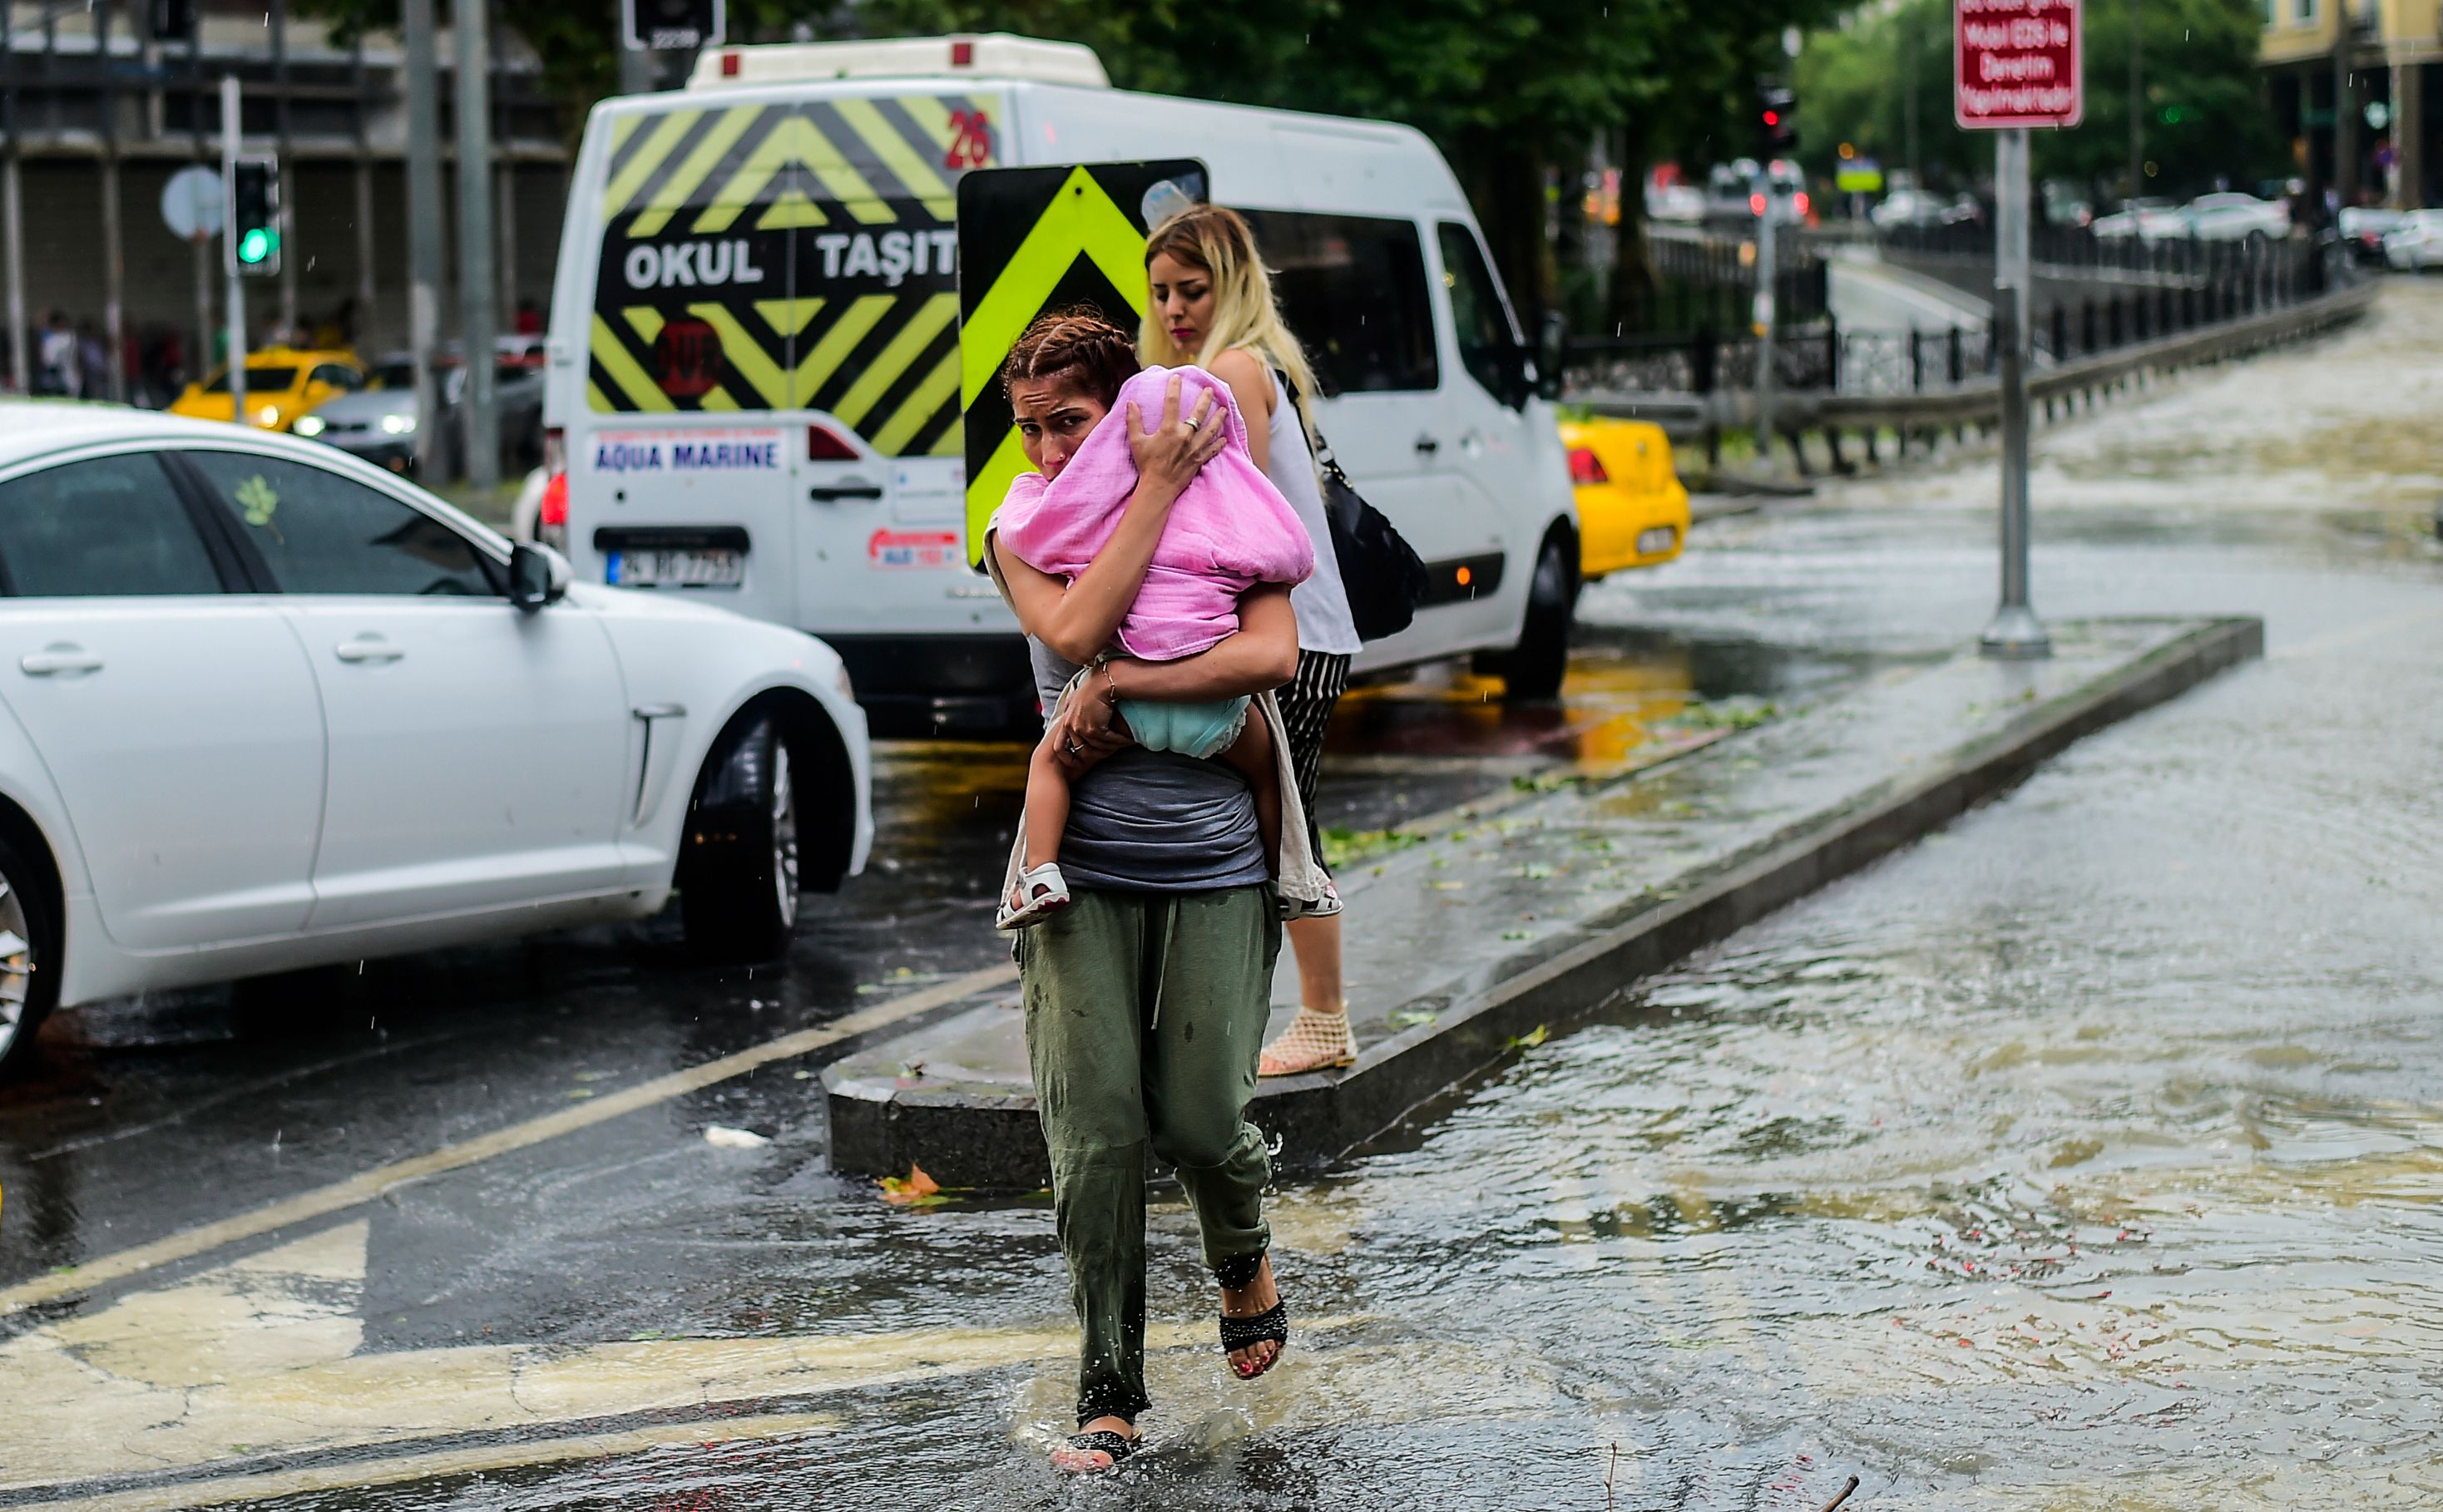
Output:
top-left (230, 156), bottom-right (281, 277)
top-left (623, 0), bottom-right (724, 51)
top-left (1758, 84), bottom-right (1798, 157)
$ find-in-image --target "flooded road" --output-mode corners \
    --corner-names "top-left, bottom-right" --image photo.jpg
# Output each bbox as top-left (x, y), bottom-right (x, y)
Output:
top-left (6, 285), bottom-right (2443, 1509)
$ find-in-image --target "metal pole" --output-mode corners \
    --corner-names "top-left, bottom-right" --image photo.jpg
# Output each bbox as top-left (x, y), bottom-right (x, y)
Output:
top-left (0, 0), bottom-right (23, 393)
top-left (1753, 188), bottom-right (1777, 467)
top-left (492, 17), bottom-right (516, 329)
top-left (220, 76), bottom-right (248, 426)
top-left (1982, 127), bottom-right (2049, 660)
top-left (2128, 0), bottom-right (2143, 200)
top-left (353, 36), bottom-right (378, 347)
top-left (190, 0), bottom-right (210, 385)
top-left (620, 46), bottom-right (655, 96)
top-left (99, 0), bottom-right (127, 403)
top-left (273, 0), bottom-right (296, 341)
top-left (404, 0), bottom-right (446, 477)
top-left (455, 0), bottom-right (498, 490)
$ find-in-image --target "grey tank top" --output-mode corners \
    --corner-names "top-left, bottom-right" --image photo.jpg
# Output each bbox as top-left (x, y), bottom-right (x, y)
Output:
top-left (1030, 640), bottom-right (1269, 892)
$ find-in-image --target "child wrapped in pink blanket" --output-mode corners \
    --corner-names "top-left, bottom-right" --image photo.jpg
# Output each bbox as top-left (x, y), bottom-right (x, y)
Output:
top-left (992, 363), bottom-right (1315, 929)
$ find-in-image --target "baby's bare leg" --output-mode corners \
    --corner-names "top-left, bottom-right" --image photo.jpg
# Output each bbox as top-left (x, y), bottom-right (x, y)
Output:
top-left (1022, 734), bottom-right (1075, 877)
top-left (1218, 712), bottom-right (1281, 877)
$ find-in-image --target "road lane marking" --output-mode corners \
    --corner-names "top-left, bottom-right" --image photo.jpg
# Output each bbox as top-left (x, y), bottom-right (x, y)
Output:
top-left (2268, 600), bottom-right (2443, 663)
top-left (0, 1218), bottom-right (1371, 1495)
top-left (18, 1413), bottom-right (839, 1512)
top-left (0, 963), bottom-right (1018, 1317)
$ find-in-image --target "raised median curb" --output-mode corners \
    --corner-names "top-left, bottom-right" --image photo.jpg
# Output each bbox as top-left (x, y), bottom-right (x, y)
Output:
top-left (827, 617), bottom-right (2264, 1188)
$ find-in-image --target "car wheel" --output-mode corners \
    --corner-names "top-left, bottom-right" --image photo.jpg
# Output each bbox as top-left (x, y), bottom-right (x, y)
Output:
top-left (1493, 530), bottom-right (1579, 702)
top-left (678, 717), bottom-right (801, 964)
top-left (0, 833), bottom-right (59, 1081)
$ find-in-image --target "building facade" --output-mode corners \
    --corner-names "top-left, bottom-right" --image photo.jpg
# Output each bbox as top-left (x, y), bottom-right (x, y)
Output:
top-left (1, 0), bottom-right (575, 399)
top-left (2262, 0), bottom-right (2441, 210)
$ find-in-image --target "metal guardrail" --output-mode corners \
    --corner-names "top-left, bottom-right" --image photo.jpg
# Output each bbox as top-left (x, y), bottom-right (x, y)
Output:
top-left (1569, 279), bottom-right (2376, 460)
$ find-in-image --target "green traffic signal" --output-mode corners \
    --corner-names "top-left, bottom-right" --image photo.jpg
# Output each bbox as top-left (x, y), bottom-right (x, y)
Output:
top-left (238, 227), bottom-right (276, 264)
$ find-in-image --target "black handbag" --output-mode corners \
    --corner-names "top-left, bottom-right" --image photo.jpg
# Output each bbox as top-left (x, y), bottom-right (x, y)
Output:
top-left (1281, 373), bottom-right (1428, 643)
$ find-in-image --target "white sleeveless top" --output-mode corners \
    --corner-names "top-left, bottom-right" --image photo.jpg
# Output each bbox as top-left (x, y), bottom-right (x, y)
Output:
top-left (1264, 367), bottom-right (1362, 655)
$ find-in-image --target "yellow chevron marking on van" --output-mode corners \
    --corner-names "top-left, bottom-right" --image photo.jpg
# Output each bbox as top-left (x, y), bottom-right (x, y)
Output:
top-left (968, 425), bottom-right (1033, 545)
top-left (754, 186), bottom-right (827, 230)
top-left (831, 96), bottom-right (954, 217)
top-left (686, 302), bottom-right (788, 405)
top-left (957, 166), bottom-right (1145, 408)
top-left (697, 387), bottom-right (741, 413)
top-left (868, 347), bottom-right (961, 456)
top-left (699, 116), bottom-right (895, 233)
top-left (621, 305), bottom-right (665, 344)
top-left (608, 111), bottom-right (644, 155)
top-left (599, 109), bottom-right (701, 221)
top-left (621, 104), bottom-right (763, 238)
top-left (833, 293), bottom-right (957, 427)
top-left (588, 314), bottom-right (670, 413)
top-left (585, 380), bottom-right (616, 412)
top-left (894, 94), bottom-right (978, 168)
top-left (754, 297), bottom-right (826, 339)
top-left (789, 293), bottom-right (897, 402)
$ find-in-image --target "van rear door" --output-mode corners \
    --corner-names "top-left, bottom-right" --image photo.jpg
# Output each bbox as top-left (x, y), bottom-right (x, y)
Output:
top-left (580, 101), bottom-right (804, 623)
top-left (576, 88), bottom-right (1004, 634)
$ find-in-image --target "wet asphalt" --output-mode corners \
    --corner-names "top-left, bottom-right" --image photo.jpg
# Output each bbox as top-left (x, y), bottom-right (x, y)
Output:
top-left (5, 280), bottom-right (2443, 1510)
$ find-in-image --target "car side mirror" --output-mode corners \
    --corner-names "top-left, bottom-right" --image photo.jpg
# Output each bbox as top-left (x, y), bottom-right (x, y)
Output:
top-left (508, 541), bottom-right (570, 612)
top-left (1533, 309), bottom-right (1570, 403)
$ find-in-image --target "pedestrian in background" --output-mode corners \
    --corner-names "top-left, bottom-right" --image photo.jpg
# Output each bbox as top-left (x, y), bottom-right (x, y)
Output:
top-left (34, 310), bottom-right (77, 397)
top-left (983, 312), bottom-right (1298, 1474)
top-left (1141, 204), bottom-right (1362, 1076)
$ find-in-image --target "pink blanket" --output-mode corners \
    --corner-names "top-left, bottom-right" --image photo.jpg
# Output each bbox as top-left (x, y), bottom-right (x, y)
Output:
top-left (993, 364), bottom-right (1313, 662)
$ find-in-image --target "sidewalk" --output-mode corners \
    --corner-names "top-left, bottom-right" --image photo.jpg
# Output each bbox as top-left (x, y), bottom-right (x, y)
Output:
top-left (827, 617), bottom-right (2262, 1187)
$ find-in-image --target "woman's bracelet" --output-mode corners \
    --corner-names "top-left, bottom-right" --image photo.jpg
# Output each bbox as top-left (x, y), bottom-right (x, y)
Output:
top-left (1099, 658), bottom-right (1121, 707)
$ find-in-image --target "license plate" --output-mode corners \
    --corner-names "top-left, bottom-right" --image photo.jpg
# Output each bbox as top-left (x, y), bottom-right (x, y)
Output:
top-left (606, 548), bottom-right (744, 588)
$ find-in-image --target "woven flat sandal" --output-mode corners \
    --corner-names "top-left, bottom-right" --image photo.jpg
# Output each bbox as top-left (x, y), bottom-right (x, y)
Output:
top-left (995, 862), bottom-right (1070, 931)
top-left (1259, 1006), bottom-right (1357, 1076)
top-left (1054, 1428), bottom-right (1139, 1473)
top-left (1215, 1252), bottom-right (1288, 1380)
top-left (1278, 877), bottom-right (1343, 922)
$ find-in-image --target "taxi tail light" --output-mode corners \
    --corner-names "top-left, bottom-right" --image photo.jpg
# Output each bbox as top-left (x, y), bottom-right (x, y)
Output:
top-left (1567, 445), bottom-right (1609, 487)
top-left (808, 424), bottom-right (859, 461)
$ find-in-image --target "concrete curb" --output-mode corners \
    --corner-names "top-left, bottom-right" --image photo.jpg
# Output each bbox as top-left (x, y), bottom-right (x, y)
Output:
top-left (828, 618), bottom-right (2263, 1188)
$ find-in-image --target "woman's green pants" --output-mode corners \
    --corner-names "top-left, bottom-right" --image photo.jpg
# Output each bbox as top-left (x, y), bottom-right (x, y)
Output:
top-left (1017, 884), bottom-right (1281, 1426)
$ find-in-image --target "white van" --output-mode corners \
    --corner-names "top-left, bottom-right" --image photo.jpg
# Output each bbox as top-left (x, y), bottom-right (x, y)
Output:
top-left (542, 34), bottom-right (1582, 730)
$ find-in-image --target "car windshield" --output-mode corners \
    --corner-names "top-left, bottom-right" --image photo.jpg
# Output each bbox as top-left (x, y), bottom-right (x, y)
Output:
top-left (371, 363), bottom-right (417, 389)
top-left (204, 366), bottom-right (298, 393)
top-left (2191, 194), bottom-right (2256, 210)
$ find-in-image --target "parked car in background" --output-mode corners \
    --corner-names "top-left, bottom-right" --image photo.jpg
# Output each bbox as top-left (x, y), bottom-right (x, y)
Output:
top-left (2091, 198), bottom-right (2184, 241)
top-left (0, 403), bottom-right (873, 1079)
top-left (1646, 177), bottom-right (1706, 224)
top-left (2384, 210), bottom-right (2443, 270)
top-left (2184, 191), bottom-right (2290, 242)
top-left (2340, 206), bottom-right (2407, 265)
top-left (169, 346), bottom-right (366, 432)
top-left (1870, 187), bottom-right (1979, 230)
top-left (296, 352), bottom-right (546, 474)
top-left (1559, 417), bottom-right (1688, 581)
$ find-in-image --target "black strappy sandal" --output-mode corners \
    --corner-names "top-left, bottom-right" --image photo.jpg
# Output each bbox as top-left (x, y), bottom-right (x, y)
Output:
top-left (1214, 1251), bottom-right (1289, 1380)
top-left (1056, 1428), bottom-right (1139, 1472)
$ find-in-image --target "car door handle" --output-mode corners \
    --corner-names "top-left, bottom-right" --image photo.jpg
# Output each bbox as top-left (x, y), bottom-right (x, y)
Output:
top-left (20, 645), bottom-right (102, 676)
top-left (808, 484), bottom-right (885, 502)
top-left (333, 636), bottom-right (404, 664)
top-left (1413, 435), bottom-right (1441, 455)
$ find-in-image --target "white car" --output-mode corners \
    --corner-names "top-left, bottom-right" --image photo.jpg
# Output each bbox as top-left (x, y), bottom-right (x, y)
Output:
top-left (0, 402), bottom-right (872, 1077)
top-left (2183, 191), bottom-right (2289, 242)
top-left (2385, 210), bottom-right (2443, 270)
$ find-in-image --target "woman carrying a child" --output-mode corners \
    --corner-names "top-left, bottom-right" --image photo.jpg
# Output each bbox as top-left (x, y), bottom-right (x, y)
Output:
top-left (983, 311), bottom-right (1322, 1473)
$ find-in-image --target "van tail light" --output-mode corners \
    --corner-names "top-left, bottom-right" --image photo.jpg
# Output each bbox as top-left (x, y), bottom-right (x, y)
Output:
top-left (1567, 445), bottom-right (1609, 487)
top-left (1749, 192), bottom-right (1767, 216)
top-left (539, 470), bottom-right (568, 528)
top-left (808, 423), bottom-right (859, 461)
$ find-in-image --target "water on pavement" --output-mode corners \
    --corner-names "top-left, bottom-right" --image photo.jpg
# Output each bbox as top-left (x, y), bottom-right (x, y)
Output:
top-left (7, 285), bottom-right (2443, 1510)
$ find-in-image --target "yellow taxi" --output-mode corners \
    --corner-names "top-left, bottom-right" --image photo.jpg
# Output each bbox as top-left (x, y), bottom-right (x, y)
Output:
top-left (170, 346), bottom-right (368, 432)
top-left (1560, 416), bottom-right (1689, 581)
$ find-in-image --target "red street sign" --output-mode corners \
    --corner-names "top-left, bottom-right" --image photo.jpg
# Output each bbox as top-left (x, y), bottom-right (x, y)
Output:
top-left (1956, 0), bottom-right (2082, 129)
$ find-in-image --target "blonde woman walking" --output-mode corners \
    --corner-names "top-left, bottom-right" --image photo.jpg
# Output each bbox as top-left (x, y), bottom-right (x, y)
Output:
top-left (1142, 205), bottom-right (1359, 1077)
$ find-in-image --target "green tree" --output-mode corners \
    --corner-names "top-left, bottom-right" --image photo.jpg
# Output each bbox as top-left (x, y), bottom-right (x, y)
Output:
top-left (1798, 0), bottom-right (2282, 200)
